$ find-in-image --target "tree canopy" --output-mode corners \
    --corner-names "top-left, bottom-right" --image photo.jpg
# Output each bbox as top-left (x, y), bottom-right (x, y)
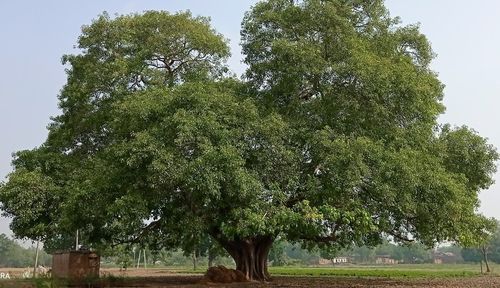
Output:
top-left (0, 1), bottom-right (498, 281)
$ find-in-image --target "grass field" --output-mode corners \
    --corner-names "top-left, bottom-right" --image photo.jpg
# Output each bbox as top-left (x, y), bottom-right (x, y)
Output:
top-left (168, 263), bottom-right (497, 278)
top-left (268, 264), bottom-right (485, 278)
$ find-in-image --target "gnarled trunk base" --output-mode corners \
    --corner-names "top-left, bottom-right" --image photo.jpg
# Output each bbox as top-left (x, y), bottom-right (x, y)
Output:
top-left (218, 236), bottom-right (273, 282)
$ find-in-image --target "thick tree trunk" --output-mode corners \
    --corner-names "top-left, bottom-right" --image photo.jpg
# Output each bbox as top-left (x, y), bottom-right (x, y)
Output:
top-left (217, 236), bottom-right (273, 281)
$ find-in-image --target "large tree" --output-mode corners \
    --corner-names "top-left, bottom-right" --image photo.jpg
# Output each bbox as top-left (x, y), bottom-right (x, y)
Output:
top-left (1, 1), bottom-right (498, 281)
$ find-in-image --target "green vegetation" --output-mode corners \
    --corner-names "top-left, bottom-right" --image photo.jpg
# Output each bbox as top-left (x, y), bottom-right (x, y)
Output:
top-left (0, 0), bottom-right (498, 282)
top-left (268, 266), bottom-right (479, 278)
top-left (100, 246), bottom-right (235, 270)
top-left (269, 240), bottom-right (464, 266)
top-left (460, 221), bottom-right (500, 272)
top-left (0, 234), bottom-right (51, 267)
top-left (172, 264), bottom-right (491, 278)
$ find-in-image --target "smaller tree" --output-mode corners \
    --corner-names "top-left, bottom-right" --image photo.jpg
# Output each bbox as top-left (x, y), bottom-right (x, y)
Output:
top-left (115, 246), bottom-right (134, 270)
top-left (460, 218), bottom-right (498, 273)
top-left (319, 250), bottom-right (338, 266)
top-left (268, 240), bottom-right (290, 266)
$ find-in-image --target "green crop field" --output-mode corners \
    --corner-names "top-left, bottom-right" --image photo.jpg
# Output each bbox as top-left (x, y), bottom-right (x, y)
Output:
top-left (268, 264), bottom-right (500, 278)
top-left (172, 263), bottom-right (497, 279)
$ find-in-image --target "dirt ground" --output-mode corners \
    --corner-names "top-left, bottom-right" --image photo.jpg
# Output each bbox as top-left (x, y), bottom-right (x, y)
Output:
top-left (100, 268), bottom-right (500, 287)
top-left (96, 275), bottom-right (500, 288)
top-left (2, 268), bottom-right (500, 287)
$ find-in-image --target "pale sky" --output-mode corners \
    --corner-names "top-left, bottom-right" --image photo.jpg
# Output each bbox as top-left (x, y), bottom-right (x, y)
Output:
top-left (0, 1), bottom-right (499, 237)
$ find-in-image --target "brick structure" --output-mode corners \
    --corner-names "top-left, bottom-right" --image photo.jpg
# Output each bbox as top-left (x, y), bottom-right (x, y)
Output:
top-left (52, 251), bottom-right (100, 279)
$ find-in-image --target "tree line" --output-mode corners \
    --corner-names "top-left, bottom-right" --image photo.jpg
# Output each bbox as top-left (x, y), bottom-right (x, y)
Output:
top-left (0, 234), bottom-right (51, 267)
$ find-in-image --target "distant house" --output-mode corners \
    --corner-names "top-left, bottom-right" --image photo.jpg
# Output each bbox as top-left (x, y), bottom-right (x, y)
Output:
top-left (318, 256), bottom-right (351, 265)
top-left (433, 252), bottom-right (457, 264)
top-left (332, 257), bottom-right (349, 264)
top-left (375, 255), bottom-right (398, 265)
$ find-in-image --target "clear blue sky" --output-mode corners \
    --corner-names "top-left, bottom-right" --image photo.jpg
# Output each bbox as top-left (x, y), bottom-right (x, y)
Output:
top-left (1, 1), bottom-right (499, 237)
